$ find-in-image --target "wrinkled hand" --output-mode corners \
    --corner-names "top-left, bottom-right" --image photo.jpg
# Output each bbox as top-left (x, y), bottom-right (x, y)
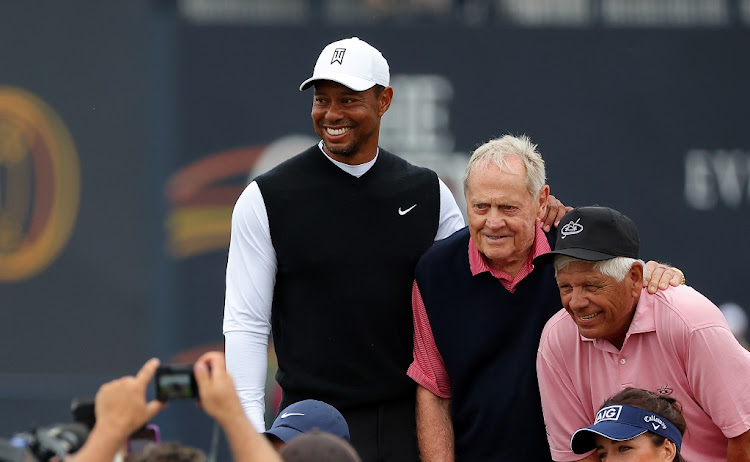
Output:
top-left (644, 261), bottom-right (684, 294)
top-left (194, 351), bottom-right (244, 426)
top-left (541, 194), bottom-right (573, 233)
top-left (94, 358), bottom-right (166, 439)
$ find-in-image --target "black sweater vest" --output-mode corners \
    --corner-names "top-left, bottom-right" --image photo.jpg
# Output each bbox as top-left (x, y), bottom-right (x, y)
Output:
top-left (256, 146), bottom-right (440, 409)
top-left (415, 228), bottom-right (558, 461)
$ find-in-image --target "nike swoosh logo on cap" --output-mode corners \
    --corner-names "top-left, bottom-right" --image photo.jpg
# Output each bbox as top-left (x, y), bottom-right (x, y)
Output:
top-left (281, 413), bottom-right (305, 418)
top-left (398, 204), bottom-right (417, 215)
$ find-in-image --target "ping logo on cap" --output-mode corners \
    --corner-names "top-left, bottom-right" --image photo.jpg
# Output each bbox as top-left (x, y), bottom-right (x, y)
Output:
top-left (331, 48), bottom-right (346, 65)
top-left (560, 218), bottom-right (584, 239)
top-left (594, 405), bottom-right (622, 423)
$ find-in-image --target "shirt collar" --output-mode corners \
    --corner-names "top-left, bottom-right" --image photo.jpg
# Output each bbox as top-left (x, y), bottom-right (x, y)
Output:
top-left (468, 222), bottom-right (552, 291)
top-left (318, 141), bottom-right (379, 178)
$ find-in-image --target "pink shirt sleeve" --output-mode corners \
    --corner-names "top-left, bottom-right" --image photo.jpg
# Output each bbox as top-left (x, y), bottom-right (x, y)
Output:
top-left (407, 280), bottom-right (452, 398)
top-left (683, 318), bottom-right (750, 438)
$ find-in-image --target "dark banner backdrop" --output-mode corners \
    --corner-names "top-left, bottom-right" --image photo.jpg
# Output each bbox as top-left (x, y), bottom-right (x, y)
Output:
top-left (1, 1), bottom-right (748, 453)
top-left (176, 25), bottom-right (750, 335)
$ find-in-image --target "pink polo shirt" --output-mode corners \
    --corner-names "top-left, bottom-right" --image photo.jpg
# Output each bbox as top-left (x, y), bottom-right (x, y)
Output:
top-left (537, 285), bottom-right (750, 462)
top-left (408, 223), bottom-right (551, 397)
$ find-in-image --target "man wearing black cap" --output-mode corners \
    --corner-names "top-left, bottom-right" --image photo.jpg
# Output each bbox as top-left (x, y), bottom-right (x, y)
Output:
top-left (535, 206), bottom-right (750, 461)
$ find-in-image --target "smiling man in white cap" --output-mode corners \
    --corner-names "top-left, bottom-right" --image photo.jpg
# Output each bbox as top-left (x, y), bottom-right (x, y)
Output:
top-left (221, 36), bottom-right (469, 462)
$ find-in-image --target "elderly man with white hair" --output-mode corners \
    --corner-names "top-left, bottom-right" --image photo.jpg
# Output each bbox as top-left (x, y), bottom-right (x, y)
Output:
top-left (409, 138), bottom-right (683, 461)
top-left (535, 206), bottom-right (750, 462)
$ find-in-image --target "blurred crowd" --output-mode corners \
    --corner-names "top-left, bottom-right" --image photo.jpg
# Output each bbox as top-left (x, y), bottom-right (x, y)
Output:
top-left (0, 352), bottom-right (361, 462)
top-left (178, 0), bottom-right (749, 26)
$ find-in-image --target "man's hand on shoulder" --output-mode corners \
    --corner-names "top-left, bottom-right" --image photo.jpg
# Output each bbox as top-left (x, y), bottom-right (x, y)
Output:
top-left (644, 261), bottom-right (685, 294)
top-left (542, 193), bottom-right (573, 233)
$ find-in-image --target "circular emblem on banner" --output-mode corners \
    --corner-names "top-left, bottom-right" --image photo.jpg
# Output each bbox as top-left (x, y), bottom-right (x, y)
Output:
top-left (0, 86), bottom-right (81, 282)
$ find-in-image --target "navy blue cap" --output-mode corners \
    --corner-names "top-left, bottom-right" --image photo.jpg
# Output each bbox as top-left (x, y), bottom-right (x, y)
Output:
top-left (264, 400), bottom-right (350, 443)
top-left (571, 404), bottom-right (683, 454)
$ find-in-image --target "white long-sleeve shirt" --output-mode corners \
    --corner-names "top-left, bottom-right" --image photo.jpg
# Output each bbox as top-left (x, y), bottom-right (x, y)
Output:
top-left (222, 145), bottom-right (465, 431)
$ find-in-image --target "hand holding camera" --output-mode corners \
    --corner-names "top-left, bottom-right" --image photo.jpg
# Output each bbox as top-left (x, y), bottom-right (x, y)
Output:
top-left (192, 352), bottom-right (244, 425)
top-left (96, 358), bottom-right (166, 436)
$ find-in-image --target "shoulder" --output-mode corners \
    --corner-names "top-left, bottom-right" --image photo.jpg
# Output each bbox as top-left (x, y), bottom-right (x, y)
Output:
top-left (378, 149), bottom-right (439, 179)
top-left (422, 227), bottom-right (468, 258)
top-left (255, 146), bottom-right (319, 182)
top-left (539, 308), bottom-right (578, 350)
top-left (233, 181), bottom-right (263, 215)
top-left (646, 285), bottom-right (730, 331)
top-left (415, 227), bottom-right (468, 276)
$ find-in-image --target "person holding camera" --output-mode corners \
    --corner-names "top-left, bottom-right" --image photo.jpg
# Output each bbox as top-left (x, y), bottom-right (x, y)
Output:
top-left (69, 352), bottom-right (282, 462)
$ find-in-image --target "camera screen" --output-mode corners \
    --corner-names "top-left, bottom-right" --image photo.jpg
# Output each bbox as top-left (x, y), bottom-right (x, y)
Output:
top-left (156, 365), bottom-right (198, 401)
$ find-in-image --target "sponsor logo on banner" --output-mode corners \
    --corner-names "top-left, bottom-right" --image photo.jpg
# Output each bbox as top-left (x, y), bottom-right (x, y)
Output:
top-left (685, 148), bottom-right (750, 210)
top-left (0, 86), bottom-right (81, 282)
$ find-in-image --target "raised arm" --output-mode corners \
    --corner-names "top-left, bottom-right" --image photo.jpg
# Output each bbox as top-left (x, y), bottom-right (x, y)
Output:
top-left (194, 351), bottom-right (282, 462)
top-left (69, 359), bottom-right (166, 462)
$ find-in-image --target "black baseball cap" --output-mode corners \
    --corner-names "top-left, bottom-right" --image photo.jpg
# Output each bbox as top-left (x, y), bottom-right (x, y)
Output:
top-left (534, 206), bottom-right (639, 265)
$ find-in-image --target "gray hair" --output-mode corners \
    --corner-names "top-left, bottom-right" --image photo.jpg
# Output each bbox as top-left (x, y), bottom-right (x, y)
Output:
top-left (553, 256), bottom-right (645, 282)
top-left (463, 134), bottom-right (547, 198)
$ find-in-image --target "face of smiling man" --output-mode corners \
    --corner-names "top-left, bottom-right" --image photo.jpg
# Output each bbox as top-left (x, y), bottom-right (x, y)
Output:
top-left (311, 80), bottom-right (392, 165)
top-left (465, 156), bottom-right (549, 276)
top-left (555, 259), bottom-right (643, 349)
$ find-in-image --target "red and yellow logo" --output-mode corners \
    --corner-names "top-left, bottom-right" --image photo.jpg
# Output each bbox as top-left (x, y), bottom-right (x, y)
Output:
top-left (0, 86), bottom-right (81, 282)
top-left (165, 146), bottom-right (263, 258)
top-left (165, 135), bottom-right (316, 259)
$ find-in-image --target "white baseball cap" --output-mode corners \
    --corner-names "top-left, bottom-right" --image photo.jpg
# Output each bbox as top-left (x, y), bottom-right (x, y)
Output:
top-left (299, 37), bottom-right (390, 92)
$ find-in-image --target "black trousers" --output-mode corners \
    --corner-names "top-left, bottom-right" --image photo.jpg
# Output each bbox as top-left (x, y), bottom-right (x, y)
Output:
top-left (280, 394), bottom-right (419, 462)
